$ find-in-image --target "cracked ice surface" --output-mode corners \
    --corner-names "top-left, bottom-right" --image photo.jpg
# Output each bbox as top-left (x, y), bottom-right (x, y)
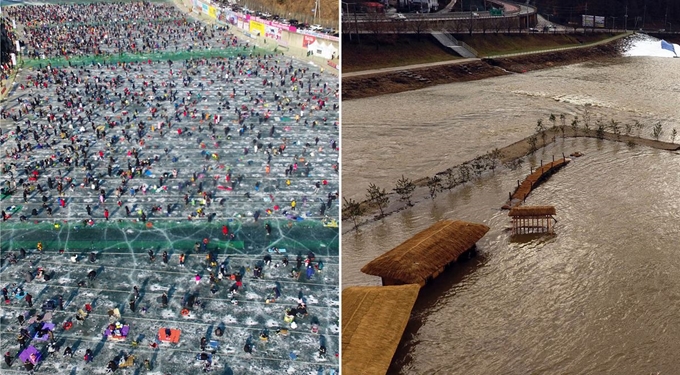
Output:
top-left (0, 1), bottom-right (339, 374)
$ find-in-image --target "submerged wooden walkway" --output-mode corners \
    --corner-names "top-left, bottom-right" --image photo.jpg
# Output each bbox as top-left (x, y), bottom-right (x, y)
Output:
top-left (503, 157), bottom-right (571, 209)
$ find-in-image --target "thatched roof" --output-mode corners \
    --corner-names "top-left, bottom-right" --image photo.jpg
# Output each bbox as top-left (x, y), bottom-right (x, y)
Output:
top-left (508, 206), bottom-right (556, 217)
top-left (342, 284), bottom-right (420, 375)
top-left (361, 220), bottom-right (490, 285)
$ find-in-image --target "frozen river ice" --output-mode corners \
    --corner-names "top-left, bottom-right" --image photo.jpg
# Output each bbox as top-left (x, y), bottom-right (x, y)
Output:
top-left (1, 1), bottom-right (339, 374)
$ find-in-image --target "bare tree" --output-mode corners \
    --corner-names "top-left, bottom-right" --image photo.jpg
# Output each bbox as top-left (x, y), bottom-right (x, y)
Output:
top-left (491, 17), bottom-right (503, 34)
top-left (365, 11), bottom-right (387, 49)
top-left (411, 13), bottom-right (428, 40)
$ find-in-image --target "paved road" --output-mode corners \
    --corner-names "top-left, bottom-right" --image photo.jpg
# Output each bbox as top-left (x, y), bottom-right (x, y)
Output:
top-left (343, 32), bottom-right (632, 78)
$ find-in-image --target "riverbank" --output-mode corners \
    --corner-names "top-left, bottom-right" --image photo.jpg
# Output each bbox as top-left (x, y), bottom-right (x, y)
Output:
top-left (343, 128), bottom-right (680, 233)
top-left (342, 37), bottom-right (626, 100)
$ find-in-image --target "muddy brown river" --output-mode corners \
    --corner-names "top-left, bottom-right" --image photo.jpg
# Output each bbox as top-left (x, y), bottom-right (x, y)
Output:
top-left (342, 37), bottom-right (680, 373)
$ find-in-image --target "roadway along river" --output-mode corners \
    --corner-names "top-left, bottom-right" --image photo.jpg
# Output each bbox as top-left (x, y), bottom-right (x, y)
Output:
top-left (342, 36), bottom-right (680, 373)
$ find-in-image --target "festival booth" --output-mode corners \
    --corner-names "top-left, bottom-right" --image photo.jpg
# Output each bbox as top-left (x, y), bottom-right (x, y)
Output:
top-left (303, 37), bottom-right (338, 59)
top-left (19, 345), bottom-right (41, 365)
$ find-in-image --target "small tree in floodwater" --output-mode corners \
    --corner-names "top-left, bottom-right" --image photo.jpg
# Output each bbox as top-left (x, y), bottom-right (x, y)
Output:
top-left (582, 105), bottom-right (592, 132)
top-left (671, 128), bottom-right (677, 144)
top-left (471, 158), bottom-right (485, 177)
top-left (458, 164), bottom-right (472, 184)
top-left (528, 134), bottom-right (538, 154)
top-left (634, 120), bottom-right (645, 136)
top-left (488, 148), bottom-right (504, 172)
top-left (427, 175), bottom-right (441, 199)
top-left (445, 167), bottom-right (459, 189)
top-left (366, 183), bottom-right (389, 218)
top-left (571, 117), bottom-right (580, 136)
top-left (652, 122), bottom-right (663, 140)
top-left (609, 119), bottom-right (621, 139)
top-left (536, 119), bottom-right (547, 144)
top-left (624, 121), bottom-right (633, 136)
top-left (596, 120), bottom-right (606, 140)
top-left (343, 197), bottom-right (364, 231)
top-left (504, 157), bottom-right (524, 171)
top-left (559, 114), bottom-right (567, 138)
top-left (548, 113), bottom-right (557, 131)
top-left (393, 175), bottom-right (416, 206)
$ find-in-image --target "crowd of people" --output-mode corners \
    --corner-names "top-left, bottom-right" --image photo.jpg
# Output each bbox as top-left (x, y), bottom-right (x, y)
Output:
top-left (4, 2), bottom-right (235, 59)
top-left (1, 0), bottom-right (339, 373)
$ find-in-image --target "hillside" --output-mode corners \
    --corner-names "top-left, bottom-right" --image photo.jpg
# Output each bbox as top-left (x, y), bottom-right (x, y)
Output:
top-left (235, 0), bottom-right (339, 27)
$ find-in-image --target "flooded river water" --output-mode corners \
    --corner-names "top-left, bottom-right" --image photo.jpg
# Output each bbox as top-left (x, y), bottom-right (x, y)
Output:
top-left (342, 37), bottom-right (680, 373)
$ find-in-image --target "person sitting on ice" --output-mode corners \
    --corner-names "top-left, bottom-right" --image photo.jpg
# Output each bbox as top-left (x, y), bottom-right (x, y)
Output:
top-left (70, 254), bottom-right (79, 263)
top-left (319, 345), bottom-right (327, 358)
top-left (106, 360), bottom-right (118, 373)
top-left (229, 283), bottom-right (238, 295)
top-left (259, 330), bottom-right (269, 341)
top-left (297, 303), bottom-right (308, 317)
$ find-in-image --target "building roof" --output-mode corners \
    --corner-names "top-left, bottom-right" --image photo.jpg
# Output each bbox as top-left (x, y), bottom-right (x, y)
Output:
top-left (360, 220), bottom-right (490, 285)
top-left (342, 284), bottom-right (421, 375)
top-left (508, 206), bottom-right (556, 217)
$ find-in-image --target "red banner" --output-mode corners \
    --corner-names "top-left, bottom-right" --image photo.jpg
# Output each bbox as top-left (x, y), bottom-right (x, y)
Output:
top-left (302, 35), bottom-right (316, 48)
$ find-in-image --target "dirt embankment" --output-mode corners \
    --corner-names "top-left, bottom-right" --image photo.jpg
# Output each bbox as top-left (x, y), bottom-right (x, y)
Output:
top-left (342, 41), bottom-right (623, 100)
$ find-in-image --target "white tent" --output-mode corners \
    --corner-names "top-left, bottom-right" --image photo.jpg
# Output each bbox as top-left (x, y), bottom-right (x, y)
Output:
top-left (307, 39), bottom-right (338, 59)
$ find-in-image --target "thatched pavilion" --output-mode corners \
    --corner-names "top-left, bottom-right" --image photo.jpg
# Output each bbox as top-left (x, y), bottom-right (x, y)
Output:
top-left (342, 284), bottom-right (421, 375)
top-left (361, 220), bottom-right (490, 287)
top-left (508, 206), bottom-right (556, 235)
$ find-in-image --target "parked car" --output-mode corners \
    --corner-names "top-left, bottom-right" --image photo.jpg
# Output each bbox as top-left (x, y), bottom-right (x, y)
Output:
top-left (529, 27), bottom-right (539, 32)
top-left (393, 13), bottom-right (406, 20)
top-left (288, 19), bottom-right (299, 26)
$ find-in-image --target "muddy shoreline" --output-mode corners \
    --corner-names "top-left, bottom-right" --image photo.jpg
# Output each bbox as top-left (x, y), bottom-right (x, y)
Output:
top-left (342, 40), bottom-right (624, 100)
